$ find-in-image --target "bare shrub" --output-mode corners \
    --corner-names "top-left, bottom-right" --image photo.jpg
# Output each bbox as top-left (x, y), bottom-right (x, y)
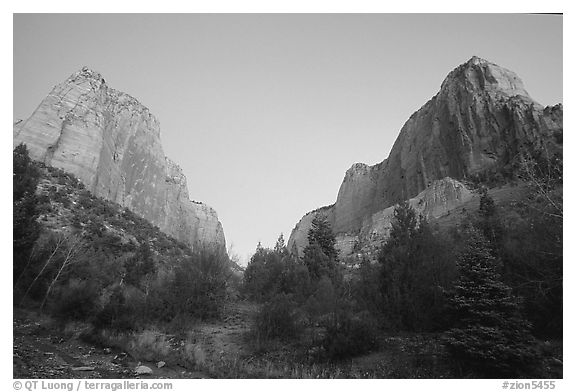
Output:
top-left (128, 329), bottom-right (172, 363)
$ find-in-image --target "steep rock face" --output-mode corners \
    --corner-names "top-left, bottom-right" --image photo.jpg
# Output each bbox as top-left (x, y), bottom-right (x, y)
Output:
top-left (14, 67), bottom-right (226, 253)
top-left (288, 178), bottom-right (472, 258)
top-left (357, 178), bottom-right (472, 254)
top-left (288, 204), bottom-right (335, 256)
top-left (289, 57), bottom-right (562, 258)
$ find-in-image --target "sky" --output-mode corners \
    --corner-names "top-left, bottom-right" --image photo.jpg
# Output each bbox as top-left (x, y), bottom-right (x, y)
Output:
top-left (13, 14), bottom-right (562, 265)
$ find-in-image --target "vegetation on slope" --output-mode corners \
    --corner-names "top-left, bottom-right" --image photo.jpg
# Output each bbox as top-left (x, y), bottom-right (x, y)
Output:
top-left (13, 144), bottom-right (233, 335)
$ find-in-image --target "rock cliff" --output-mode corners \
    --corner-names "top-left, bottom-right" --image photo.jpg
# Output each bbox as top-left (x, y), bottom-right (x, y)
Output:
top-left (288, 57), bottom-right (562, 258)
top-left (14, 67), bottom-right (226, 253)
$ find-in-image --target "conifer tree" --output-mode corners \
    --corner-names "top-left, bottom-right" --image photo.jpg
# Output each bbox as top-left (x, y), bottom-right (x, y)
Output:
top-left (444, 228), bottom-right (540, 377)
top-left (477, 188), bottom-right (503, 245)
top-left (305, 214), bottom-right (338, 261)
top-left (378, 202), bottom-right (453, 331)
top-left (302, 214), bottom-right (339, 282)
top-left (274, 233), bottom-right (287, 256)
top-left (13, 144), bottom-right (40, 284)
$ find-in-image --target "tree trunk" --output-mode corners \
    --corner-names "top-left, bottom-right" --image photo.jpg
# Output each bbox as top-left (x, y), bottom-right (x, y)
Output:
top-left (19, 236), bottom-right (64, 305)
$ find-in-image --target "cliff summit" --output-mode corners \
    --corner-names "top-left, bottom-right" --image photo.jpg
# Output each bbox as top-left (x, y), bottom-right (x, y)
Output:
top-left (288, 57), bottom-right (562, 259)
top-left (14, 67), bottom-right (226, 254)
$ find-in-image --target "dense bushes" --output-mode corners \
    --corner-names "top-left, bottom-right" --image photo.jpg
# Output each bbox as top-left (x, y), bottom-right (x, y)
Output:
top-left (254, 294), bottom-right (301, 341)
top-left (245, 182), bottom-right (560, 371)
top-left (12, 144), bottom-right (233, 332)
top-left (89, 249), bottom-right (230, 331)
top-left (93, 286), bottom-right (136, 331)
top-left (320, 310), bottom-right (378, 360)
top-left (162, 250), bottom-right (230, 321)
top-left (124, 243), bottom-right (156, 288)
top-left (51, 279), bottom-right (99, 321)
top-left (245, 230), bottom-right (378, 361)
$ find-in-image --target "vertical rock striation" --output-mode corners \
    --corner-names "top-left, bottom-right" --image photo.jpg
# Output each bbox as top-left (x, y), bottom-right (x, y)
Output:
top-left (288, 57), bottom-right (562, 258)
top-left (14, 67), bottom-right (226, 253)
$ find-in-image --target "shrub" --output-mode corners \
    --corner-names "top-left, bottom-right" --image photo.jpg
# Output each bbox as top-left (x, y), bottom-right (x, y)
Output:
top-left (124, 243), bottom-right (156, 288)
top-left (320, 310), bottom-right (379, 361)
top-left (146, 250), bottom-right (230, 323)
top-left (254, 293), bottom-right (301, 341)
top-left (170, 250), bottom-right (229, 319)
top-left (179, 334), bottom-right (207, 368)
top-left (93, 286), bottom-right (136, 331)
top-left (51, 279), bottom-right (99, 321)
top-left (128, 329), bottom-right (172, 362)
top-left (351, 258), bottom-right (383, 315)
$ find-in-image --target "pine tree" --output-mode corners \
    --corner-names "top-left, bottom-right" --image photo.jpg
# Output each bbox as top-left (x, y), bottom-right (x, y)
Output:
top-left (302, 214), bottom-right (339, 282)
top-left (256, 241), bottom-right (264, 253)
top-left (274, 233), bottom-right (287, 256)
top-left (13, 144), bottom-right (41, 285)
top-left (13, 143), bottom-right (40, 201)
top-left (378, 202), bottom-right (453, 331)
top-left (444, 228), bottom-right (541, 377)
top-left (305, 214), bottom-right (338, 261)
top-left (477, 188), bottom-right (503, 245)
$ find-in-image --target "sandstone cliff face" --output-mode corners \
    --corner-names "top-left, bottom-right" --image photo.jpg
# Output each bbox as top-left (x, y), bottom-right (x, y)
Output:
top-left (14, 67), bottom-right (226, 253)
top-left (288, 178), bottom-right (472, 259)
top-left (288, 57), bottom-right (563, 258)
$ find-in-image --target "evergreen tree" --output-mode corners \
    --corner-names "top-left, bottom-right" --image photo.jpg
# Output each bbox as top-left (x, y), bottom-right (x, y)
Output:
top-left (13, 143), bottom-right (40, 201)
top-left (477, 187), bottom-right (503, 245)
top-left (256, 241), bottom-right (264, 253)
top-left (302, 214), bottom-right (339, 282)
top-left (243, 242), bottom-right (284, 301)
top-left (274, 233), bottom-right (287, 256)
top-left (305, 214), bottom-right (338, 261)
top-left (13, 144), bottom-right (41, 285)
top-left (378, 202), bottom-right (454, 331)
top-left (444, 228), bottom-right (540, 377)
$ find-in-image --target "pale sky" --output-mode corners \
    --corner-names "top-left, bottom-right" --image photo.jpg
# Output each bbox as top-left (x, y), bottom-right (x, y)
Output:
top-left (13, 14), bottom-right (562, 264)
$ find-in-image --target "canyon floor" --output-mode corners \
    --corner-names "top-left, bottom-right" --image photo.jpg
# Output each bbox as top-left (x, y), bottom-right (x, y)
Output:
top-left (13, 302), bottom-right (259, 379)
top-left (13, 301), bottom-right (563, 379)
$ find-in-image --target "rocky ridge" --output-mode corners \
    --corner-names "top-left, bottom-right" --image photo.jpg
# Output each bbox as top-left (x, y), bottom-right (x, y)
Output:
top-left (14, 67), bottom-right (225, 253)
top-left (288, 57), bottom-right (563, 259)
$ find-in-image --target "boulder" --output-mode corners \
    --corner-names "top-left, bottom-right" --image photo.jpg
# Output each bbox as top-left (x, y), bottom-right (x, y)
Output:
top-left (134, 365), bottom-right (153, 375)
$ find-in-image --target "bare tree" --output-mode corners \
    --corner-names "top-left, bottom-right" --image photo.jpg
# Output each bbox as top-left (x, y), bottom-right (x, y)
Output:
top-left (19, 233), bottom-right (66, 305)
top-left (40, 234), bottom-right (85, 310)
top-left (518, 150), bottom-right (562, 220)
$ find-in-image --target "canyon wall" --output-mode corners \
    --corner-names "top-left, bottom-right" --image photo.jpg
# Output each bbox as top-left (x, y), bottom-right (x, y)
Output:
top-left (14, 67), bottom-right (226, 253)
top-left (288, 57), bottom-right (563, 258)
